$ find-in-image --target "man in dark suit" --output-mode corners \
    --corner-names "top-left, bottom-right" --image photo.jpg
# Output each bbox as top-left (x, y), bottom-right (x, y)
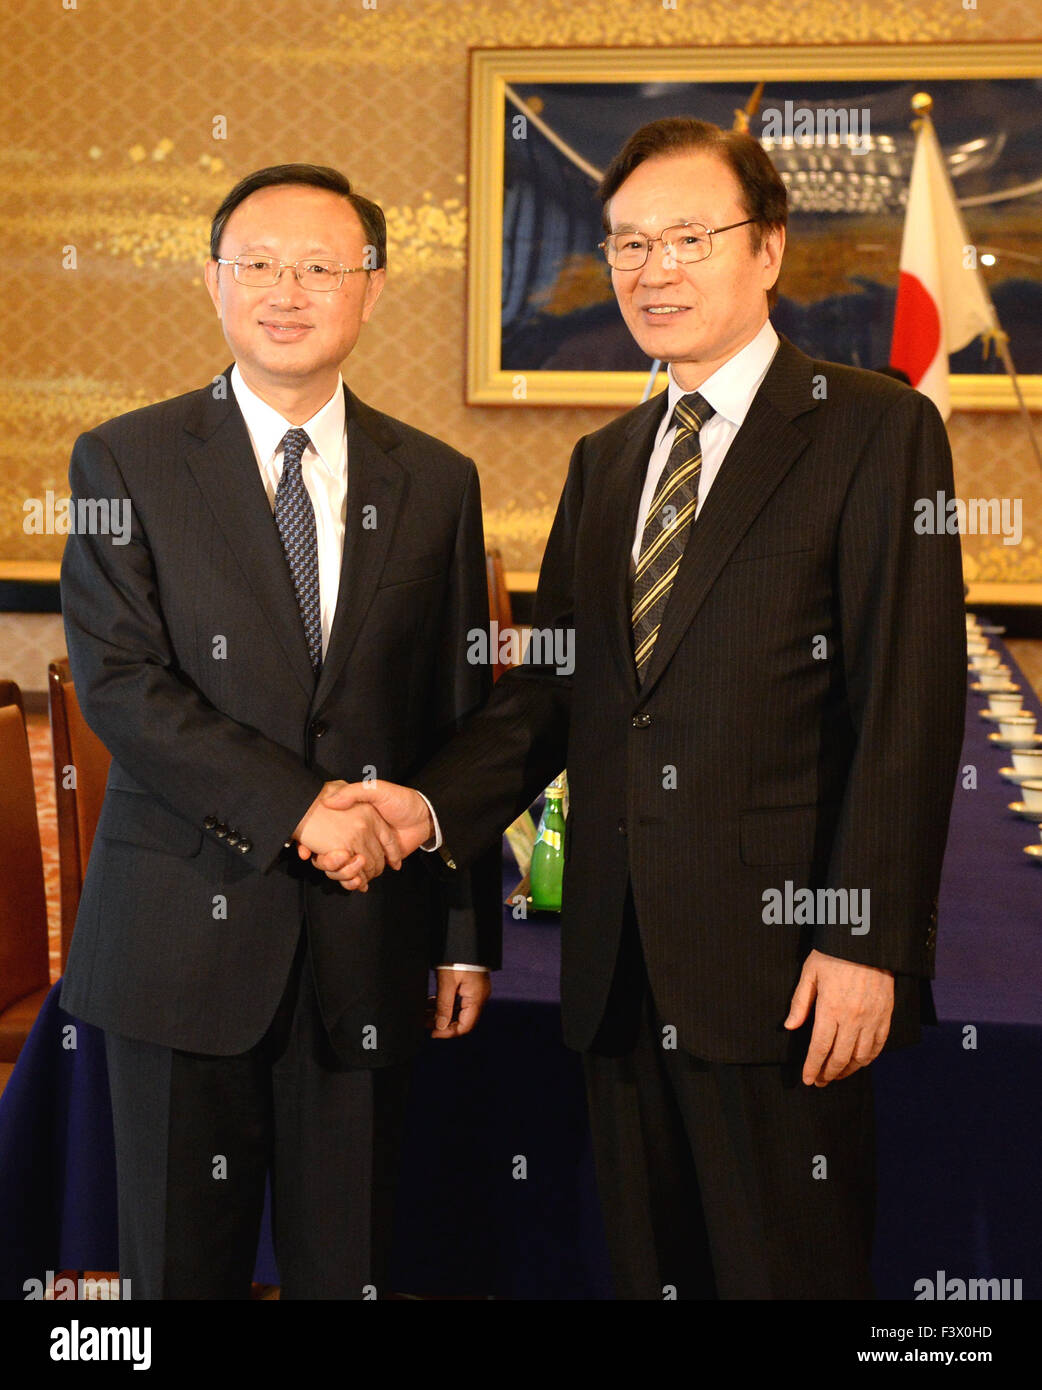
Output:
top-left (59, 164), bottom-right (500, 1299)
top-left (309, 119), bottom-right (966, 1299)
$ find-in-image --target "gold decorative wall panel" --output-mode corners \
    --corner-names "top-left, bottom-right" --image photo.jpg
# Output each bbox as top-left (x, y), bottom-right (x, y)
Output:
top-left (4, 0), bottom-right (1041, 589)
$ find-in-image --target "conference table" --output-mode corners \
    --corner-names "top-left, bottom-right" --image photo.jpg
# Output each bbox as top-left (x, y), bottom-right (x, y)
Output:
top-left (1, 629), bottom-right (1039, 1300)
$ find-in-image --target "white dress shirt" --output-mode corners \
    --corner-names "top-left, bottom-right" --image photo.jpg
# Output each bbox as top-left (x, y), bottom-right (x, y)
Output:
top-left (631, 318), bottom-right (779, 563)
top-left (231, 364), bottom-right (346, 662)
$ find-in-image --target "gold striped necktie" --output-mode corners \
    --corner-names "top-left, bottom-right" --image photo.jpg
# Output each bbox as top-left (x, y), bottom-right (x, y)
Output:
top-left (631, 392), bottom-right (715, 681)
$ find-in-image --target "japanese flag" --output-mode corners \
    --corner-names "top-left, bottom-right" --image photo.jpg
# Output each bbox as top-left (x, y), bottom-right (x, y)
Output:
top-left (889, 116), bottom-right (996, 419)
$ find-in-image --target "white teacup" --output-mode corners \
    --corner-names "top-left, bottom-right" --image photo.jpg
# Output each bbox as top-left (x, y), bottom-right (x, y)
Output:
top-left (1012, 748), bottom-right (1042, 775)
top-left (970, 652), bottom-right (1002, 670)
top-left (977, 669), bottom-right (1012, 690)
top-left (999, 713), bottom-right (1038, 741)
top-left (967, 641), bottom-right (989, 656)
top-left (988, 693), bottom-right (1024, 715)
top-left (1020, 779), bottom-right (1042, 811)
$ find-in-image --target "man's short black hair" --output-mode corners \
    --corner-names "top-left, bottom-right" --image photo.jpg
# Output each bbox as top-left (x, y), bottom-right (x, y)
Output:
top-left (598, 117), bottom-right (787, 308)
top-left (209, 164), bottom-right (387, 269)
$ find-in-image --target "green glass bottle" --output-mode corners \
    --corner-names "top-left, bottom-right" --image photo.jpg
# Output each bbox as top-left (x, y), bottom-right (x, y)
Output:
top-left (529, 778), bottom-right (566, 912)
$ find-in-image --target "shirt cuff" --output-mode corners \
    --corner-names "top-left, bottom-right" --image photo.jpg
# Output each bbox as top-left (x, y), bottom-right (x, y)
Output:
top-left (417, 791), bottom-right (444, 851)
top-left (436, 963), bottom-right (489, 973)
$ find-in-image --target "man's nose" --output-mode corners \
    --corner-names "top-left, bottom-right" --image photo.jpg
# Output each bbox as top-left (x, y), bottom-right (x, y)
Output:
top-left (267, 266), bottom-right (309, 303)
top-left (639, 237), bottom-right (681, 284)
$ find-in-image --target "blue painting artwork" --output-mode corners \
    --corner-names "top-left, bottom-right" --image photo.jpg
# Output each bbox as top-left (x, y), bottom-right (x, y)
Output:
top-left (500, 78), bottom-right (1042, 379)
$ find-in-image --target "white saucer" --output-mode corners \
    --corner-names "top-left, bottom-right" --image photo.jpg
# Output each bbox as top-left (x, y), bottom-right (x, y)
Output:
top-left (999, 766), bottom-right (1042, 785)
top-left (989, 732), bottom-right (1042, 749)
top-left (971, 681), bottom-right (1019, 695)
top-left (978, 626), bottom-right (1006, 636)
top-left (1008, 802), bottom-right (1042, 822)
top-left (1023, 844), bottom-right (1042, 862)
top-left (980, 709), bottom-right (1023, 721)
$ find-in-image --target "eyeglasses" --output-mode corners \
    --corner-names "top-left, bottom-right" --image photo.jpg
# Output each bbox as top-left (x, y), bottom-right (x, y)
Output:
top-left (598, 219), bottom-right (757, 271)
top-left (215, 255), bottom-right (371, 291)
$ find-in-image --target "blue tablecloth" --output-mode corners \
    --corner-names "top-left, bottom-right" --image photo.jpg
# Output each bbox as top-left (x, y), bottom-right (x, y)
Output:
top-left (871, 629), bottom-right (1042, 1299)
top-left (2, 627), bottom-right (1039, 1299)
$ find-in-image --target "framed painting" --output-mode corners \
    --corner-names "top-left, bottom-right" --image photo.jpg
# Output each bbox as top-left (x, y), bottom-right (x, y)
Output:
top-left (467, 44), bottom-right (1042, 408)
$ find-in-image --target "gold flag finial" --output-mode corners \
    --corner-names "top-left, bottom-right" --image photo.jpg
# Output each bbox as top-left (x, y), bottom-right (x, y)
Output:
top-left (911, 91), bottom-right (934, 117)
top-left (734, 82), bottom-right (765, 133)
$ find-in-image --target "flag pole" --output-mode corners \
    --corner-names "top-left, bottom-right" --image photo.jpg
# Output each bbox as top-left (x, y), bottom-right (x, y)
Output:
top-left (912, 92), bottom-right (1042, 473)
top-left (991, 331), bottom-right (1042, 473)
top-left (640, 359), bottom-right (661, 402)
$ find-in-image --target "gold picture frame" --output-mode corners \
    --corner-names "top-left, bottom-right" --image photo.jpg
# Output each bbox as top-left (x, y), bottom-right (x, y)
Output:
top-left (467, 43), bottom-right (1042, 409)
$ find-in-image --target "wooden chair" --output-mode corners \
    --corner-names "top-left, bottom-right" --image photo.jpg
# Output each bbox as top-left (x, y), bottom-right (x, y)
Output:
top-left (485, 549), bottom-right (518, 683)
top-left (48, 658), bottom-right (111, 971)
top-left (0, 680), bottom-right (51, 1062)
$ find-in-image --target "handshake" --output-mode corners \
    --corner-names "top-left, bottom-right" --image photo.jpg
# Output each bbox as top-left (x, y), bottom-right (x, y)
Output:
top-left (293, 779), bottom-right (491, 1038)
top-left (292, 779), bottom-right (434, 892)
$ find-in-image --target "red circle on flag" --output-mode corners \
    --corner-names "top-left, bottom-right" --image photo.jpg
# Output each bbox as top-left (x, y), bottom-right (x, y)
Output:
top-left (890, 272), bottom-right (941, 387)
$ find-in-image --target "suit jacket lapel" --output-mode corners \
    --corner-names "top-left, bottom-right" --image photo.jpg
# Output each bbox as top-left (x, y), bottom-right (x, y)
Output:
top-left (586, 391), bottom-right (669, 699)
top-left (637, 337), bottom-right (819, 697)
top-left (312, 387), bottom-right (405, 708)
top-left (184, 369), bottom-right (316, 700)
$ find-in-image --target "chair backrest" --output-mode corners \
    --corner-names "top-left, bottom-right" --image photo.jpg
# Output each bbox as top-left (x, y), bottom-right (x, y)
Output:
top-left (485, 550), bottom-right (515, 683)
top-left (485, 549), bottom-right (514, 630)
top-left (48, 658), bottom-right (111, 970)
top-left (0, 681), bottom-right (50, 1014)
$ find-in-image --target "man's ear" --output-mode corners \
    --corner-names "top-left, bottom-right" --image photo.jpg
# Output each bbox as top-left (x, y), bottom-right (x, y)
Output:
top-left (361, 267), bottom-right (386, 323)
top-left (203, 258), bottom-right (222, 318)
top-left (762, 224), bottom-right (785, 293)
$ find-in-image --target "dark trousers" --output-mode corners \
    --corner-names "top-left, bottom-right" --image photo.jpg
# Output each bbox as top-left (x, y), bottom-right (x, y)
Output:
top-left (583, 899), bottom-right (876, 1300)
top-left (104, 930), bottom-right (411, 1300)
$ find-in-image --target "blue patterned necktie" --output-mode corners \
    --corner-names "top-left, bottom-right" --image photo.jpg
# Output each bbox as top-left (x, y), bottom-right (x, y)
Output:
top-left (274, 427), bottom-right (322, 673)
top-left (631, 392), bottom-right (715, 682)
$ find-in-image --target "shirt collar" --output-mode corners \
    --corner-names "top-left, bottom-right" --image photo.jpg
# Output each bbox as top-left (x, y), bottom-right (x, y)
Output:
top-left (230, 364), bottom-right (346, 477)
top-left (664, 318), bottom-right (779, 430)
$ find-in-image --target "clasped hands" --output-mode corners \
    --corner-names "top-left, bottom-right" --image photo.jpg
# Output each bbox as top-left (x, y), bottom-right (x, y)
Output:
top-left (292, 778), bottom-right (433, 891)
top-left (293, 779), bottom-right (487, 1037)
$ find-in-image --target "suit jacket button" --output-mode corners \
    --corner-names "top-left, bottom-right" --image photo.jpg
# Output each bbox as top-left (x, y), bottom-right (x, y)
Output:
top-left (215, 825), bottom-right (228, 839)
top-left (631, 712), bottom-right (652, 728)
top-left (310, 719), bottom-right (328, 738)
top-left (204, 816), bottom-right (217, 830)
top-left (226, 832), bottom-right (240, 847)
top-left (237, 841), bottom-right (251, 854)
top-left (618, 818), bottom-right (627, 835)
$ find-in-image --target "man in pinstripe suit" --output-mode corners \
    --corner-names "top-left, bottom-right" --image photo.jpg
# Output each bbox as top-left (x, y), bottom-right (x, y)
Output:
top-left (60, 165), bottom-right (500, 1298)
top-left (310, 119), bottom-right (966, 1299)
